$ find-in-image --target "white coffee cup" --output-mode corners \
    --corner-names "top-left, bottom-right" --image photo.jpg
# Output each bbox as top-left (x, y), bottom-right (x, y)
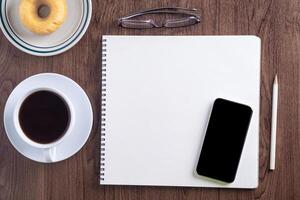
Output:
top-left (13, 87), bottom-right (75, 162)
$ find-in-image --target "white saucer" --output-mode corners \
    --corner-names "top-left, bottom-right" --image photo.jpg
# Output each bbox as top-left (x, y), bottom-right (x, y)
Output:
top-left (3, 73), bottom-right (93, 163)
top-left (0, 0), bottom-right (92, 56)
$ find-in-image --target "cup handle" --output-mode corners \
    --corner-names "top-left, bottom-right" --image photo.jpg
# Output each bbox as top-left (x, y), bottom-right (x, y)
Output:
top-left (45, 146), bottom-right (56, 162)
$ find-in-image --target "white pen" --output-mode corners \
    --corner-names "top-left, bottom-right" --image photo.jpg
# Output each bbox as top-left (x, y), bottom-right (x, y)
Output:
top-left (270, 74), bottom-right (278, 170)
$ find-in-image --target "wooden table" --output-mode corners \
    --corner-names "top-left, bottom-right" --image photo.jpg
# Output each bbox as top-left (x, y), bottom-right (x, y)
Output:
top-left (0, 0), bottom-right (299, 199)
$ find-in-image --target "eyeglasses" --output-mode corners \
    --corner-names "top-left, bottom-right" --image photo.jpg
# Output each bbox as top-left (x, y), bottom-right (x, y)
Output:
top-left (118, 7), bottom-right (201, 29)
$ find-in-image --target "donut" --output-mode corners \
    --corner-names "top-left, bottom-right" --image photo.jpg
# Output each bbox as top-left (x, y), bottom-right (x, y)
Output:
top-left (19, 0), bottom-right (67, 35)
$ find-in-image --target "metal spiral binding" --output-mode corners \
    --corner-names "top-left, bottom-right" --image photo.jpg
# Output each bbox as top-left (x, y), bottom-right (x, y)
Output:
top-left (100, 38), bottom-right (107, 182)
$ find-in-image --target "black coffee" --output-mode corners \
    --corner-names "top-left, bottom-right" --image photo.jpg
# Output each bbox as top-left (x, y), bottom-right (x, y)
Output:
top-left (19, 91), bottom-right (70, 144)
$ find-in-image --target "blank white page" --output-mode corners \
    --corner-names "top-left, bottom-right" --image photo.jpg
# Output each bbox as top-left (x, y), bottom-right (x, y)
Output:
top-left (100, 36), bottom-right (260, 188)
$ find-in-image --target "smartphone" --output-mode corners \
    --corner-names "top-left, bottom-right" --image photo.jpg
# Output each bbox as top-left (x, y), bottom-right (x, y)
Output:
top-left (196, 98), bottom-right (253, 183)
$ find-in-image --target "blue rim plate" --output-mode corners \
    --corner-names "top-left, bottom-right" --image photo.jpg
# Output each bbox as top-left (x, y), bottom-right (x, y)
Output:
top-left (0, 0), bottom-right (92, 56)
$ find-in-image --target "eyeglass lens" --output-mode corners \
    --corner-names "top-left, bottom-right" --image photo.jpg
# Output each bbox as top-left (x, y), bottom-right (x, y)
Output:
top-left (164, 17), bottom-right (199, 28)
top-left (120, 20), bottom-right (155, 29)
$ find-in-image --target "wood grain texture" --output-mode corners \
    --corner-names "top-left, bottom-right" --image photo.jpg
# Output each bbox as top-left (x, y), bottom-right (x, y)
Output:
top-left (0, 0), bottom-right (299, 199)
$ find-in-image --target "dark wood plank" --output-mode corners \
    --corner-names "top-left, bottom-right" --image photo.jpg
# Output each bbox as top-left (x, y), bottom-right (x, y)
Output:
top-left (0, 0), bottom-right (300, 199)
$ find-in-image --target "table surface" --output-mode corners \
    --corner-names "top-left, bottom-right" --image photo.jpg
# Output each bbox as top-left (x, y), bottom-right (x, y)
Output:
top-left (0, 0), bottom-right (299, 199)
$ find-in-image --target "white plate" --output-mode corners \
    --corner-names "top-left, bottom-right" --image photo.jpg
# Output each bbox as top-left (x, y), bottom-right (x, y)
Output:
top-left (0, 0), bottom-right (92, 56)
top-left (6, 0), bottom-right (83, 47)
top-left (3, 73), bottom-right (93, 163)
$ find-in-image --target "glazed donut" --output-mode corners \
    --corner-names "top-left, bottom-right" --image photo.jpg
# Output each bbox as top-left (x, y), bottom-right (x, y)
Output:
top-left (19, 0), bottom-right (67, 35)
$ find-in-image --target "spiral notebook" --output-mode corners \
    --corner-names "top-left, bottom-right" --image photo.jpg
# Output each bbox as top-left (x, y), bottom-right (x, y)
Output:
top-left (100, 35), bottom-right (261, 188)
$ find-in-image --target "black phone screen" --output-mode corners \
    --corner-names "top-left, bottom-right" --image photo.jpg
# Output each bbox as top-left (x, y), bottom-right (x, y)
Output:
top-left (196, 98), bottom-right (253, 183)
